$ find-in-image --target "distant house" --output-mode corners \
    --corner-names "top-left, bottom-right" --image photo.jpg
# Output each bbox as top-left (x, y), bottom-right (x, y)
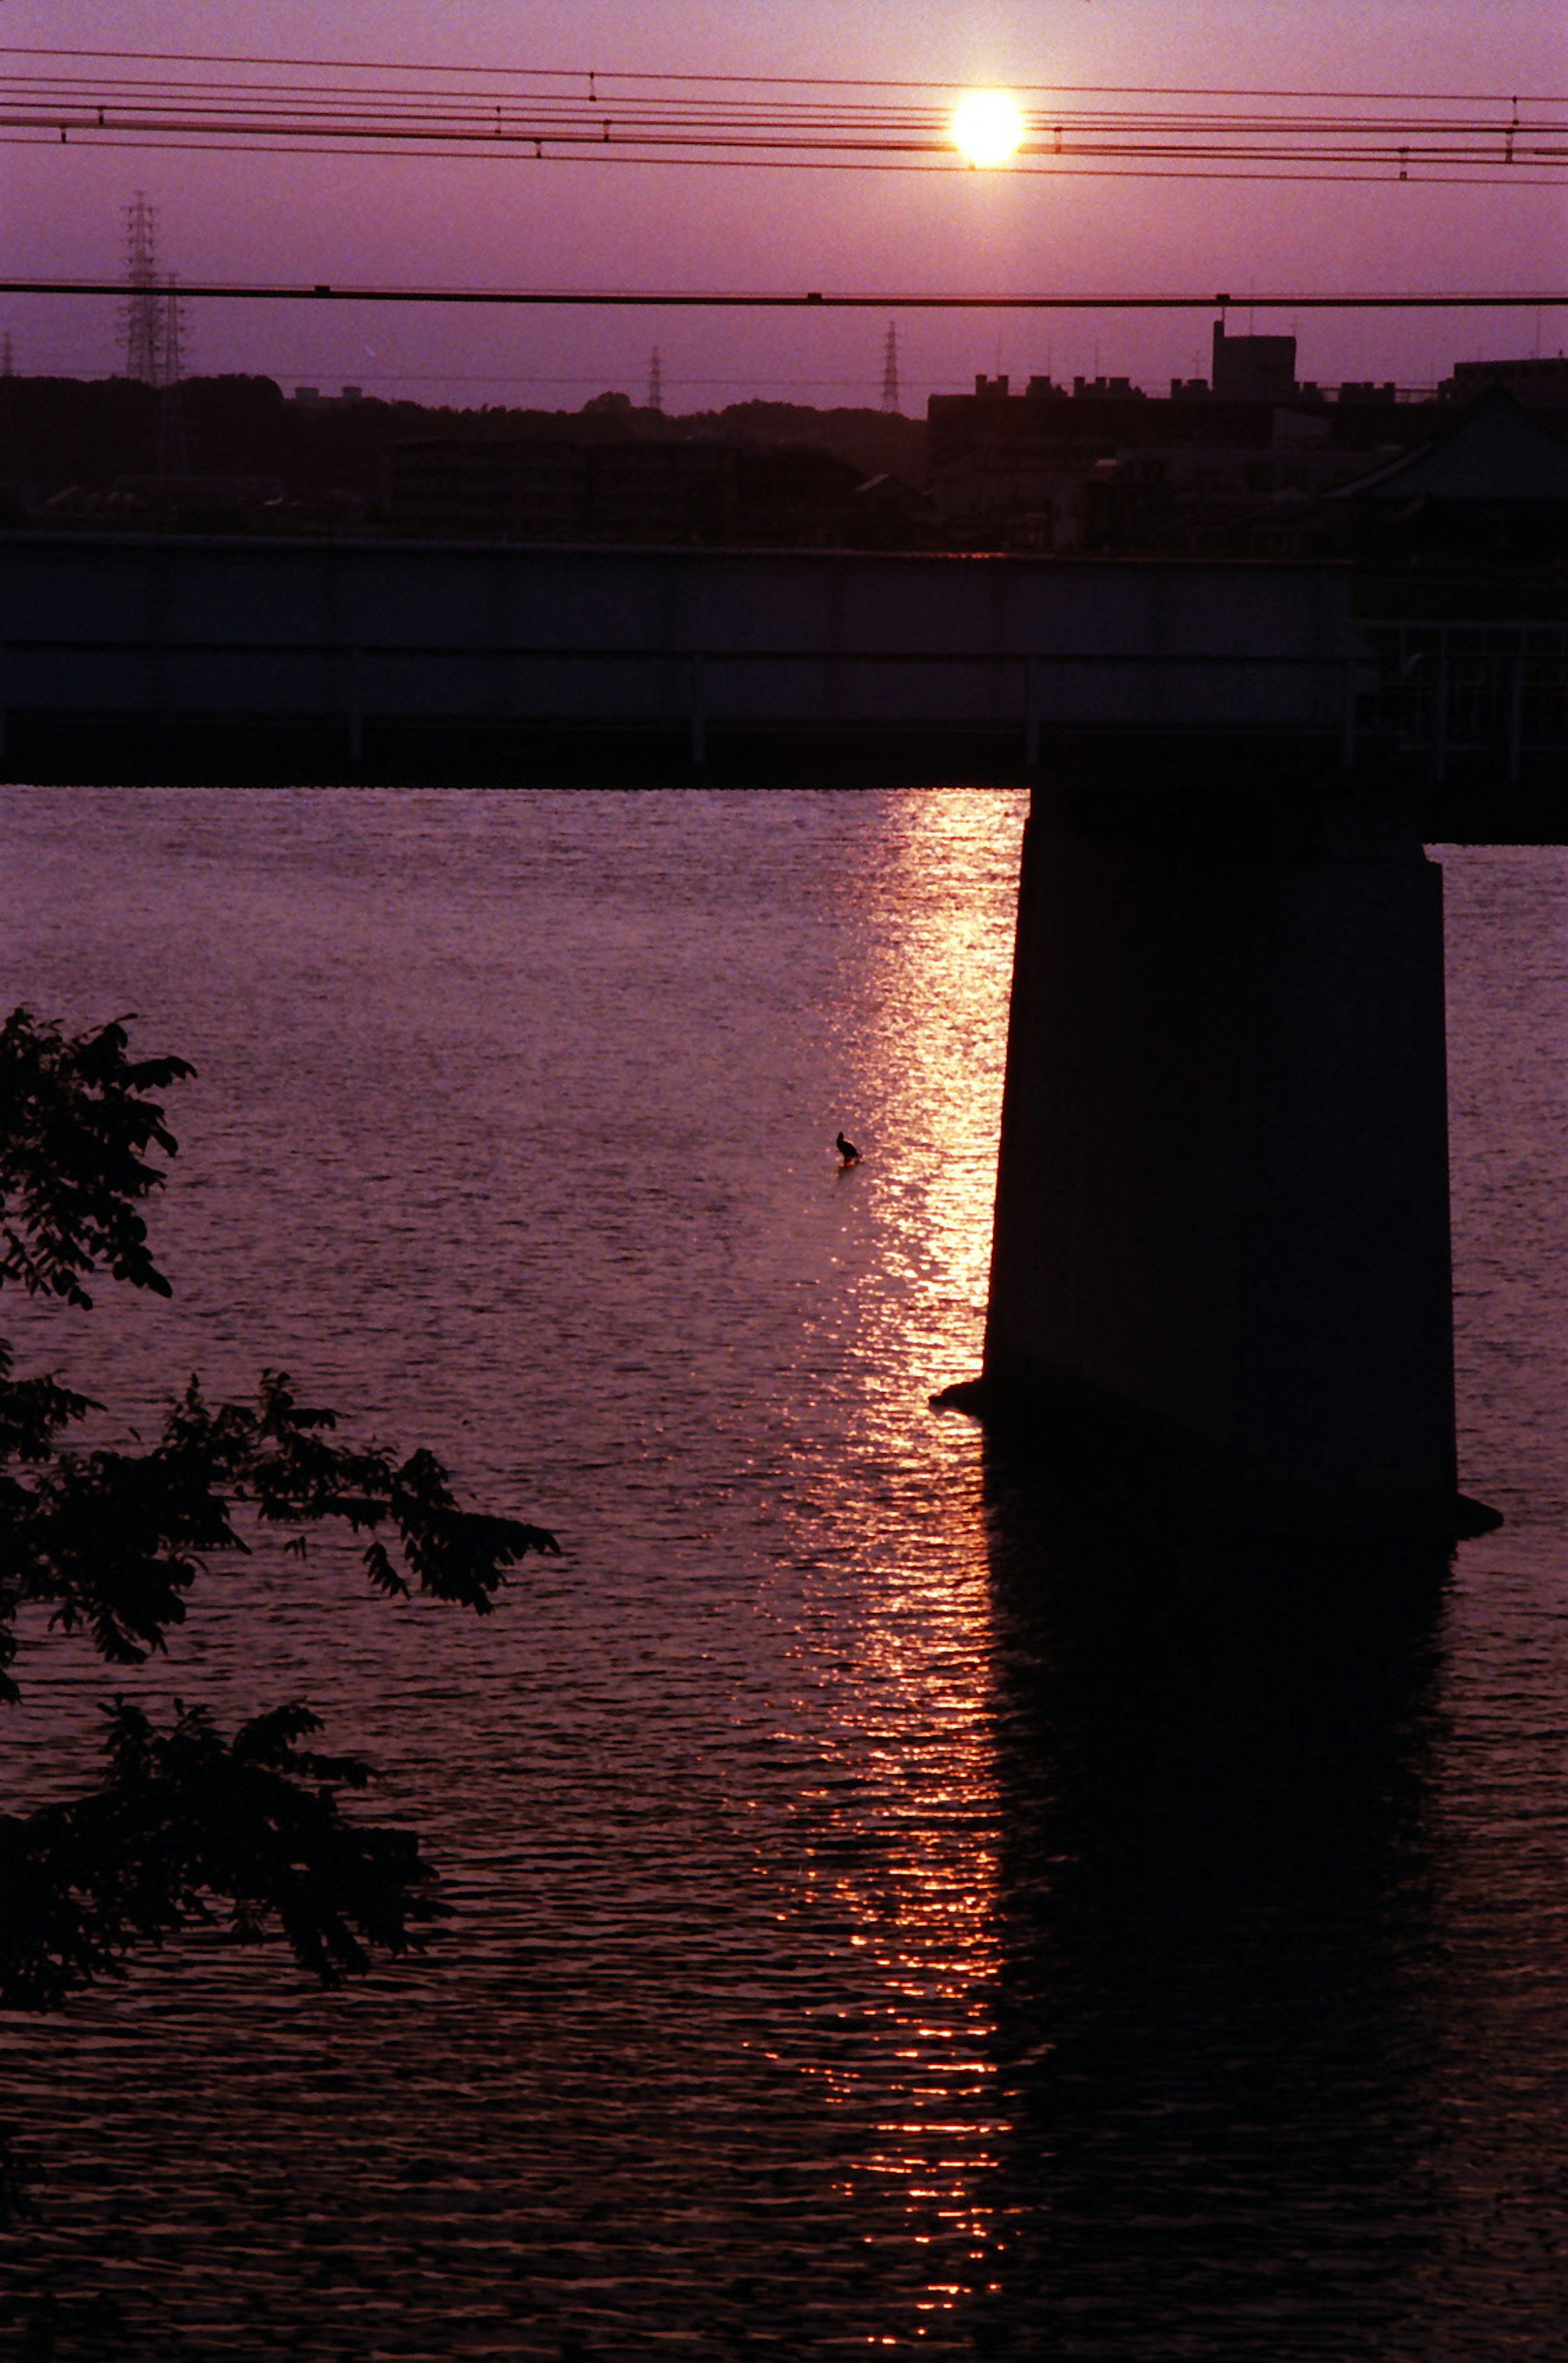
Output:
top-left (384, 434), bottom-right (925, 548)
top-left (849, 472), bottom-right (943, 548)
top-left (1329, 388), bottom-right (1568, 506)
top-left (386, 437), bottom-right (737, 543)
top-left (1238, 389), bottom-right (1568, 561)
top-left (1440, 356), bottom-right (1568, 413)
top-left (1322, 388), bottom-right (1568, 557)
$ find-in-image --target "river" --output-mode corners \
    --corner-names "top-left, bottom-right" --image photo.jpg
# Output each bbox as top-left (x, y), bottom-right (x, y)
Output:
top-left (2, 785), bottom-right (1568, 2359)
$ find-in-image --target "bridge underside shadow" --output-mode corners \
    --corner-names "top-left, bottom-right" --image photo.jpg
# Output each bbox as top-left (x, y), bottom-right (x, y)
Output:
top-left (940, 767), bottom-right (1498, 1545)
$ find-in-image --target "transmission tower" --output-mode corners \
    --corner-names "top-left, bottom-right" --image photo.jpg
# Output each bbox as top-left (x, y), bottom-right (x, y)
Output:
top-left (881, 321), bottom-right (900, 413)
top-left (123, 193), bottom-right (162, 384)
top-left (121, 194), bottom-right (187, 391)
top-left (156, 278), bottom-right (189, 475)
top-left (647, 346), bottom-right (664, 413)
top-left (160, 277), bottom-right (186, 389)
top-left (1, 332), bottom-right (12, 378)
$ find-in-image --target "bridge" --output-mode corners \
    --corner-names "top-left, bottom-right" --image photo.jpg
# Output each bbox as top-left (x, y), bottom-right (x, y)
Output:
top-left (2, 532), bottom-right (1359, 781)
top-left (6, 527), bottom-right (1561, 1544)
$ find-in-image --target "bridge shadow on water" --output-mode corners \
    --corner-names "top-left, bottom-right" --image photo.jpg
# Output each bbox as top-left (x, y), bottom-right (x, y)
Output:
top-left (968, 1441), bottom-right (1454, 2360)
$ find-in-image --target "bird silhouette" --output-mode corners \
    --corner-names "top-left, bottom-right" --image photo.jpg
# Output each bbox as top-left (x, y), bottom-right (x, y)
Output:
top-left (835, 1131), bottom-right (861, 1167)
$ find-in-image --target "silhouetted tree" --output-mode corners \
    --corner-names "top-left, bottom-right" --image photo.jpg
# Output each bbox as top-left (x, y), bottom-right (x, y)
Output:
top-left (0, 1005), bottom-right (559, 2007)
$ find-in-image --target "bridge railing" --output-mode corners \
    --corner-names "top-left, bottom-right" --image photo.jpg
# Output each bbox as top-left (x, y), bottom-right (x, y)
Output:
top-left (1354, 621), bottom-right (1568, 781)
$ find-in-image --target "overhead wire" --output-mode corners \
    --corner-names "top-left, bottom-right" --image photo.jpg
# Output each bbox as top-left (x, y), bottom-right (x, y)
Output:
top-left (7, 49), bottom-right (1555, 393)
top-left (4, 131), bottom-right (1561, 188)
top-left (5, 282), bottom-right (1562, 312)
top-left (2, 45), bottom-right (1563, 103)
top-left (4, 145), bottom-right (1561, 190)
top-left (0, 47), bottom-right (1561, 183)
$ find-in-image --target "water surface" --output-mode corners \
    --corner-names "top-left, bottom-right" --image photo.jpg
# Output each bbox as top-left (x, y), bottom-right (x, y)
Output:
top-left (2, 787), bottom-right (1567, 2360)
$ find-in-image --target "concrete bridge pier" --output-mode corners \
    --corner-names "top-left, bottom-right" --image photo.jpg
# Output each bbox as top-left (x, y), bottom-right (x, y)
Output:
top-left (949, 773), bottom-right (1482, 1541)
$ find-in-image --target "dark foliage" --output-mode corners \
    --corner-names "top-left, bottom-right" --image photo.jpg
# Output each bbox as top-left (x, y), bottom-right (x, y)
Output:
top-left (0, 1699), bottom-right (445, 2007)
top-left (0, 370), bottom-right (930, 519)
top-left (0, 1006), bottom-right (559, 2007)
top-left (0, 1005), bottom-right (192, 1306)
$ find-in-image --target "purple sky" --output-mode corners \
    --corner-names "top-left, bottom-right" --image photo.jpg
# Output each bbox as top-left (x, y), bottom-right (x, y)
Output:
top-left (3, 0), bottom-right (1564, 409)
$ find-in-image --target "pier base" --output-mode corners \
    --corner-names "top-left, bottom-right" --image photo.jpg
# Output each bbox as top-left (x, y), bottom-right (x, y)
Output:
top-left (950, 777), bottom-right (1479, 1541)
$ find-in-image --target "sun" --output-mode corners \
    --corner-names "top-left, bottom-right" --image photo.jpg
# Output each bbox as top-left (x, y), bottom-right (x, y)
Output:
top-left (951, 90), bottom-right (1026, 168)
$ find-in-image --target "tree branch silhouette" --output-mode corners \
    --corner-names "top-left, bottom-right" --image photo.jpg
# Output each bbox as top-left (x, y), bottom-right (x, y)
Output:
top-left (0, 1006), bottom-right (559, 2007)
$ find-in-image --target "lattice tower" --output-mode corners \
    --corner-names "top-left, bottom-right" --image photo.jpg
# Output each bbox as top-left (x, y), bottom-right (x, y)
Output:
top-left (123, 193), bottom-right (162, 385)
top-left (156, 277), bottom-right (189, 478)
top-left (881, 322), bottom-right (900, 413)
top-left (648, 347), bottom-right (664, 412)
top-left (160, 277), bottom-right (186, 388)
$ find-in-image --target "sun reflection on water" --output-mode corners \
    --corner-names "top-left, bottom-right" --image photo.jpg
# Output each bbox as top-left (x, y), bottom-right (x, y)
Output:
top-left (780, 788), bottom-right (1028, 2322)
top-left (7, 801), bottom-right (1568, 2352)
top-left (0, 782), bottom-right (1039, 2356)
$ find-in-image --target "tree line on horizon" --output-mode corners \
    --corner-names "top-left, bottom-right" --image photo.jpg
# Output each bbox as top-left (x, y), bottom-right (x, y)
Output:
top-left (0, 371), bottom-right (929, 509)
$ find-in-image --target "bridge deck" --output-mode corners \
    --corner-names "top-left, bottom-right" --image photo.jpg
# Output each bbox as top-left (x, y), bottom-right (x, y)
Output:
top-left (2, 534), bottom-right (1560, 806)
top-left (2, 534), bottom-right (1352, 780)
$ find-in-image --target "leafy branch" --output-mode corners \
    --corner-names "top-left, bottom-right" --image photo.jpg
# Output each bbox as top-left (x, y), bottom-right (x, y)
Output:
top-left (0, 1005), bottom-right (192, 1307)
top-left (0, 1006), bottom-right (559, 2005)
top-left (0, 1699), bottom-right (447, 2007)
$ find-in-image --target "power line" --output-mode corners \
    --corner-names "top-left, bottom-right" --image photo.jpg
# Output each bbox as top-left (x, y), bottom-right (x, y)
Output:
top-left (8, 135), bottom-right (1561, 187)
top-left (6, 95), bottom-right (1561, 164)
top-left (3, 281), bottom-right (1564, 312)
top-left (0, 53), bottom-right (1560, 182)
top-left (2, 48), bottom-right (1562, 105)
top-left (7, 69), bottom-right (1556, 127)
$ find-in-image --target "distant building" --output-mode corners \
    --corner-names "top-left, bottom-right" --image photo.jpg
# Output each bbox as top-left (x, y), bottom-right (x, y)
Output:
top-left (111, 473), bottom-right (285, 506)
top-left (1330, 388), bottom-right (1568, 508)
top-left (1260, 390), bottom-right (1568, 561)
top-left (387, 437), bottom-right (738, 542)
top-left (591, 442), bottom-right (737, 542)
top-left (1072, 375), bottom-right (1144, 402)
top-left (849, 472), bottom-right (942, 546)
top-left (925, 340), bottom-right (1370, 545)
top-left (1441, 356), bottom-right (1568, 412)
top-left (1210, 324), bottom-right (1297, 403)
top-left (922, 319), bottom-right (1484, 548)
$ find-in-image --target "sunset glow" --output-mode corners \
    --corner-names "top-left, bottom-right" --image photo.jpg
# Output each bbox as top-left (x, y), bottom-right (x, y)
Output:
top-left (0, 0), bottom-right (1561, 461)
top-left (950, 90), bottom-right (1026, 169)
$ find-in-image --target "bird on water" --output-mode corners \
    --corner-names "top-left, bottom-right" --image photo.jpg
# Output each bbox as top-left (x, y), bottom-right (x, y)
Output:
top-left (836, 1131), bottom-right (861, 1166)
